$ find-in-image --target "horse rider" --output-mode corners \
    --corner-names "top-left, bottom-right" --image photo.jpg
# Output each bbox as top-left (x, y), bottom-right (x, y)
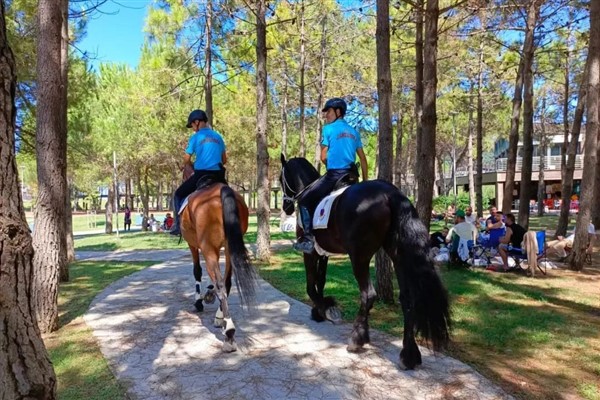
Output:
top-left (293, 97), bottom-right (369, 253)
top-left (170, 109), bottom-right (227, 235)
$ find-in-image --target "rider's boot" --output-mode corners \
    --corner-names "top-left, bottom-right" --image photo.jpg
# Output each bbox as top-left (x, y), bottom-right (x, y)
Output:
top-left (170, 195), bottom-right (182, 236)
top-left (293, 206), bottom-right (315, 254)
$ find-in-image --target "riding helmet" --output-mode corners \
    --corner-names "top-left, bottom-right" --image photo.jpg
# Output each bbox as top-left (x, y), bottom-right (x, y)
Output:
top-left (186, 109), bottom-right (208, 128)
top-left (321, 97), bottom-right (347, 116)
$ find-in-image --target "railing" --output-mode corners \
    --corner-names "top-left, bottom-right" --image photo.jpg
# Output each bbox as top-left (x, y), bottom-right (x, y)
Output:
top-left (495, 155), bottom-right (583, 172)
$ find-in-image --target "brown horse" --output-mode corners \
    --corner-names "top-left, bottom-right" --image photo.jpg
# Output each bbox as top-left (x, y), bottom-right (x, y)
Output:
top-left (179, 181), bottom-right (257, 352)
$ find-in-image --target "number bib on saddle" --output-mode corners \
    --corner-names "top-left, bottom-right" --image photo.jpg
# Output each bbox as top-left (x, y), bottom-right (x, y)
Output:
top-left (313, 186), bottom-right (350, 229)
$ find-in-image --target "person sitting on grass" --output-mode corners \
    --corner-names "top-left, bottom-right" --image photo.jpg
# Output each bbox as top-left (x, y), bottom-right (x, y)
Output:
top-left (488, 213), bottom-right (526, 272)
top-left (546, 222), bottom-right (596, 260)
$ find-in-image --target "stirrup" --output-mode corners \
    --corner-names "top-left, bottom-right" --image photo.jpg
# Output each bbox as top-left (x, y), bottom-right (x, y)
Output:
top-left (293, 237), bottom-right (314, 254)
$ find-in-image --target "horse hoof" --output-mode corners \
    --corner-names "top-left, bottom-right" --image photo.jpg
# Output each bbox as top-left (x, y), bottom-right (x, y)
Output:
top-left (204, 290), bottom-right (216, 304)
top-left (325, 307), bottom-right (342, 324)
top-left (222, 341), bottom-right (237, 353)
top-left (346, 342), bottom-right (365, 353)
top-left (214, 317), bottom-right (224, 328)
top-left (194, 299), bottom-right (204, 312)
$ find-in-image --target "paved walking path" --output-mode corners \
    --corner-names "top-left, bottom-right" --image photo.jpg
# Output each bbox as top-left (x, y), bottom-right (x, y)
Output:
top-left (82, 248), bottom-right (512, 400)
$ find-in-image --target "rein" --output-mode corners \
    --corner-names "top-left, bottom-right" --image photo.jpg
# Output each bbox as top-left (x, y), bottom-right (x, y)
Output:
top-left (280, 164), bottom-right (318, 202)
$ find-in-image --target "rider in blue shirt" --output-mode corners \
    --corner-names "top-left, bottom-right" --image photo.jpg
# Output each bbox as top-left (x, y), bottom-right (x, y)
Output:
top-left (170, 109), bottom-right (227, 235)
top-left (294, 97), bottom-right (369, 253)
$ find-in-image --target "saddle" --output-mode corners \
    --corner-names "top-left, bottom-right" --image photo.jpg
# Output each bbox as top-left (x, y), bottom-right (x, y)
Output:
top-left (194, 168), bottom-right (227, 191)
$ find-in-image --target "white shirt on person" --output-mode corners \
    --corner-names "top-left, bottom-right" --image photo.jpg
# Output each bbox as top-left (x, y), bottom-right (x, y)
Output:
top-left (565, 223), bottom-right (596, 242)
top-left (446, 221), bottom-right (478, 243)
top-left (464, 213), bottom-right (477, 225)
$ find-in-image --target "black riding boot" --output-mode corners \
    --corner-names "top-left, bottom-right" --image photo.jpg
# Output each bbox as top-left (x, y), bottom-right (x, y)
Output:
top-left (170, 195), bottom-right (182, 235)
top-left (293, 206), bottom-right (315, 254)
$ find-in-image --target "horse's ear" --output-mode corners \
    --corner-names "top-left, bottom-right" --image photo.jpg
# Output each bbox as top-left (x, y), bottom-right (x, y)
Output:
top-left (280, 153), bottom-right (286, 165)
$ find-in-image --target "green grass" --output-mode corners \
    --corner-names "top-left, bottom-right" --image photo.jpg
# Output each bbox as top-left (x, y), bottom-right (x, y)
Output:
top-left (74, 231), bottom-right (189, 251)
top-left (47, 260), bottom-right (154, 400)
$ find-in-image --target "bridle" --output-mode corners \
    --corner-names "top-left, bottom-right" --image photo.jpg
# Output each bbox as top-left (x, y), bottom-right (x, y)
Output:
top-left (280, 164), bottom-right (317, 203)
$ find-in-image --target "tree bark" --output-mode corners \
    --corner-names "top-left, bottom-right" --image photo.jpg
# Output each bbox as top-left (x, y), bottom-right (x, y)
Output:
top-left (204, 0), bottom-right (213, 126)
top-left (475, 10), bottom-right (486, 215)
top-left (414, 0), bottom-right (424, 202)
top-left (569, 0), bottom-right (599, 271)
top-left (557, 62), bottom-right (588, 237)
top-left (517, 0), bottom-right (540, 230)
top-left (255, 0), bottom-right (270, 261)
top-left (502, 58), bottom-right (525, 213)
top-left (0, 3), bottom-right (58, 396)
top-left (61, 0), bottom-right (73, 270)
top-left (416, 0), bottom-right (439, 230)
top-left (299, 0), bottom-right (307, 157)
top-left (32, 0), bottom-right (66, 334)
top-left (314, 15), bottom-right (327, 172)
top-left (375, 0), bottom-right (395, 304)
top-left (467, 86), bottom-right (476, 212)
top-left (537, 99), bottom-right (547, 217)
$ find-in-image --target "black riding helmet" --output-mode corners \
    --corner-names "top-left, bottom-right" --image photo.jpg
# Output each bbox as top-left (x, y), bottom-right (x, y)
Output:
top-left (186, 109), bottom-right (208, 128)
top-left (321, 97), bottom-right (347, 117)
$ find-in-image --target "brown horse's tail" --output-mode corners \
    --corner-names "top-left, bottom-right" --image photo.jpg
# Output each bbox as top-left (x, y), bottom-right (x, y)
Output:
top-left (221, 186), bottom-right (257, 308)
top-left (390, 190), bottom-right (451, 351)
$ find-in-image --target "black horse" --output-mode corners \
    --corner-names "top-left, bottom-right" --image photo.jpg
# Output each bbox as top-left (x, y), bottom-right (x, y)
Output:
top-left (280, 154), bottom-right (450, 369)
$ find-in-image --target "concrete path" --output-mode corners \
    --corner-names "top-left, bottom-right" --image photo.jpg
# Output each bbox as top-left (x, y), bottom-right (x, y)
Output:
top-left (83, 249), bottom-right (512, 400)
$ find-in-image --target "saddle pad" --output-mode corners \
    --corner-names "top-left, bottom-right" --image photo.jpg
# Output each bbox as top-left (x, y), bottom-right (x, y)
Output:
top-left (313, 186), bottom-right (349, 229)
top-left (179, 196), bottom-right (190, 215)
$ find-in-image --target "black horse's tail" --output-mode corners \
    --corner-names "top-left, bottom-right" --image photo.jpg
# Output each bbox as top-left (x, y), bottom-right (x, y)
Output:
top-left (221, 186), bottom-right (257, 308)
top-left (390, 190), bottom-right (451, 351)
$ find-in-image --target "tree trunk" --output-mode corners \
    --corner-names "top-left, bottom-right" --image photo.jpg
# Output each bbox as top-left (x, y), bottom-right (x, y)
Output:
top-left (105, 186), bottom-right (114, 233)
top-left (502, 58), bottom-right (525, 213)
top-left (61, 0), bottom-right (73, 269)
top-left (475, 12), bottom-right (486, 215)
top-left (557, 62), bottom-right (589, 237)
top-left (394, 87), bottom-right (404, 188)
top-left (517, 0), bottom-right (540, 230)
top-left (569, 0), bottom-right (599, 271)
top-left (299, 0), bottom-right (307, 157)
top-left (375, 0), bottom-right (395, 304)
top-left (32, 0), bottom-right (66, 334)
top-left (416, 0), bottom-right (439, 230)
top-left (467, 87), bottom-right (476, 212)
top-left (414, 0), bottom-right (424, 203)
top-left (537, 99), bottom-right (547, 217)
top-left (280, 64), bottom-right (289, 158)
top-left (204, 0), bottom-right (213, 126)
top-left (0, 4), bottom-right (58, 395)
top-left (255, 0), bottom-right (270, 261)
top-left (314, 15), bottom-right (327, 172)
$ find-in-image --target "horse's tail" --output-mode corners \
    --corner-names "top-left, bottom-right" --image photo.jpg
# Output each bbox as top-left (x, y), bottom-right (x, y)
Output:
top-left (390, 191), bottom-right (451, 351)
top-left (221, 185), bottom-right (257, 308)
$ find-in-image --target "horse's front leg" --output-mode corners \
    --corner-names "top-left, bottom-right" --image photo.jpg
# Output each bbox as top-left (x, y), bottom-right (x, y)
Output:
top-left (206, 252), bottom-right (237, 353)
top-left (190, 246), bottom-right (215, 312)
top-left (305, 254), bottom-right (340, 323)
top-left (347, 257), bottom-right (377, 353)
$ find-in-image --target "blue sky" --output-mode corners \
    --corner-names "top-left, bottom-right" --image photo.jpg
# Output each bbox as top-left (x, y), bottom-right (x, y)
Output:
top-left (78, 0), bottom-right (152, 70)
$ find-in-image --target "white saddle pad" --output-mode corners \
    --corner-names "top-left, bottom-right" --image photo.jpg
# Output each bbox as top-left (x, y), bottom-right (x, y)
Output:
top-left (178, 196), bottom-right (190, 215)
top-left (313, 187), bottom-right (350, 229)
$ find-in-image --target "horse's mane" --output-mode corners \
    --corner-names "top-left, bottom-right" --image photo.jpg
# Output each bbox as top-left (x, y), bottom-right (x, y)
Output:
top-left (287, 157), bottom-right (320, 182)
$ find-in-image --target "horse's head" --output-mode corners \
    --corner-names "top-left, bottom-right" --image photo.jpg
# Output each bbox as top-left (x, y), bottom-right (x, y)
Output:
top-left (279, 153), bottom-right (320, 215)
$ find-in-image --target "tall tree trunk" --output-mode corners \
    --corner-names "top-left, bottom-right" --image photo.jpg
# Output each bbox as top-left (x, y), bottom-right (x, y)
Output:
top-left (467, 86), bottom-right (476, 212)
top-left (557, 62), bottom-right (588, 237)
top-left (537, 98), bottom-right (547, 217)
top-left (255, 0), bottom-right (270, 261)
top-left (414, 0), bottom-right (424, 202)
top-left (570, 0), bottom-right (599, 270)
top-left (32, 0), bottom-right (66, 334)
top-left (62, 0), bottom-right (73, 269)
top-left (517, 0), bottom-right (540, 230)
top-left (502, 58), bottom-right (525, 213)
top-left (204, 0), bottom-right (213, 126)
top-left (280, 70), bottom-right (289, 158)
top-left (299, 0), bottom-right (307, 157)
top-left (0, 4), bottom-right (58, 395)
top-left (394, 87), bottom-right (404, 188)
top-left (475, 11), bottom-right (486, 215)
top-left (593, 125), bottom-right (600, 228)
top-left (375, 0), bottom-right (394, 303)
top-left (105, 186), bottom-right (114, 233)
top-left (314, 15), bottom-right (327, 172)
top-left (416, 0), bottom-right (439, 230)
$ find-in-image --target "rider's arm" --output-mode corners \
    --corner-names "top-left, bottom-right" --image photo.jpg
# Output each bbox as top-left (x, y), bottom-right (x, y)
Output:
top-left (357, 148), bottom-right (368, 181)
top-left (181, 153), bottom-right (192, 171)
top-left (320, 145), bottom-right (328, 165)
top-left (221, 150), bottom-right (227, 165)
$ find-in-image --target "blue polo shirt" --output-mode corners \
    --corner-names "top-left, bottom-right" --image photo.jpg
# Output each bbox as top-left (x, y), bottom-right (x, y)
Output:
top-left (185, 127), bottom-right (226, 171)
top-left (321, 119), bottom-right (363, 170)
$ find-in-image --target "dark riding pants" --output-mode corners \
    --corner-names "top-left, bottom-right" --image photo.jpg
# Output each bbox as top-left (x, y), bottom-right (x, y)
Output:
top-left (298, 169), bottom-right (350, 213)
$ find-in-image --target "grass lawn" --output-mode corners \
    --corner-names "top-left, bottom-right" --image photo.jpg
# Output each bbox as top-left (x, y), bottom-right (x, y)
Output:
top-left (54, 212), bottom-right (598, 400)
top-left (44, 260), bottom-right (154, 400)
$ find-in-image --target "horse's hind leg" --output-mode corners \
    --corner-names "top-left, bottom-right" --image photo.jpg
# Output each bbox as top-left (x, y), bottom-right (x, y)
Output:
top-left (347, 255), bottom-right (377, 353)
top-left (205, 251), bottom-right (237, 353)
top-left (189, 245), bottom-right (206, 312)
